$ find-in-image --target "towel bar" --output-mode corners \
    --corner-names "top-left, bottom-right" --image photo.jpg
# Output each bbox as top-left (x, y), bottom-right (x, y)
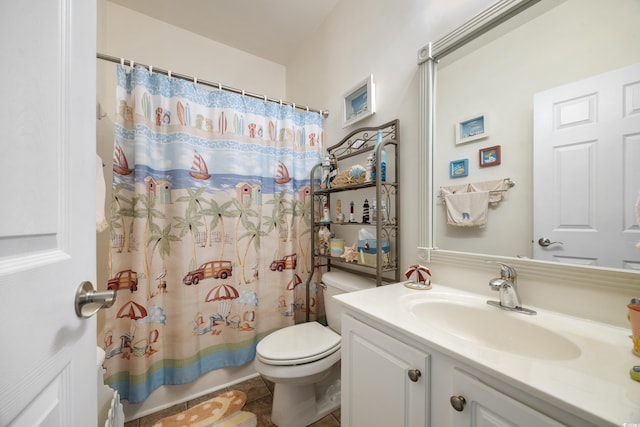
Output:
top-left (438, 178), bottom-right (515, 199)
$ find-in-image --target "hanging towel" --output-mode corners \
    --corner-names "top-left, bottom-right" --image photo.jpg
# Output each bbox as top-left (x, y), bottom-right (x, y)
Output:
top-left (469, 179), bottom-right (507, 203)
top-left (440, 183), bottom-right (470, 195)
top-left (96, 154), bottom-right (108, 232)
top-left (444, 191), bottom-right (490, 227)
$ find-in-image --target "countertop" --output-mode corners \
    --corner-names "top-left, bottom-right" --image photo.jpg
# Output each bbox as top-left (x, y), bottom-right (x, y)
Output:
top-left (334, 282), bottom-right (640, 426)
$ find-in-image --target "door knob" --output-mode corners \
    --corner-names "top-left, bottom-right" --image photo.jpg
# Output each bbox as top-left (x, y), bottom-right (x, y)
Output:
top-left (408, 369), bottom-right (422, 382)
top-left (538, 237), bottom-right (563, 247)
top-left (75, 281), bottom-right (116, 318)
top-left (450, 395), bottom-right (466, 412)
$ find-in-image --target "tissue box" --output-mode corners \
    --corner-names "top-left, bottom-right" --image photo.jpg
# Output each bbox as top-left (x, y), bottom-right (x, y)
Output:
top-left (357, 239), bottom-right (390, 267)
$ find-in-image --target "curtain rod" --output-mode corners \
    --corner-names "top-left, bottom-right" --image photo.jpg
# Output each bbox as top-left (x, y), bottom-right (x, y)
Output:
top-left (97, 53), bottom-right (329, 118)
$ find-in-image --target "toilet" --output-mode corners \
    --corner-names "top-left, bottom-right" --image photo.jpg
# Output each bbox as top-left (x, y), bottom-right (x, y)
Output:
top-left (254, 270), bottom-right (375, 427)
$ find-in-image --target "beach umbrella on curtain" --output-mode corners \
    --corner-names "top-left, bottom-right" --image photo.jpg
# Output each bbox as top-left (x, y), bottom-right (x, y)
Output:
top-left (205, 284), bottom-right (239, 325)
top-left (286, 274), bottom-right (303, 291)
top-left (116, 300), bottom-right (148, 342)
top-left (404, 264), bottom-right (432, 288)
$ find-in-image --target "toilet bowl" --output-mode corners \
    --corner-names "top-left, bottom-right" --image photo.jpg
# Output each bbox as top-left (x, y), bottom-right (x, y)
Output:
top-left (254, 270), bottom-right (375, 427)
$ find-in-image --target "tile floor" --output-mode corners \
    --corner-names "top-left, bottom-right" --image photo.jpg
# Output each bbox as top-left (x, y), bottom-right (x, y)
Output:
top-left (123, 375), bottom-right (341, 427)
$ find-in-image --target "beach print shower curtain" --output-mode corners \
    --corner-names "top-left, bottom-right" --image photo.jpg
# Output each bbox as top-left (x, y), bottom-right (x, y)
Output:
top-left (102, 65), bottom-right (323, 403)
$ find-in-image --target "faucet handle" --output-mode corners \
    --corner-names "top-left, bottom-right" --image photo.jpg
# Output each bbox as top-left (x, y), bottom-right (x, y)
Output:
top-left (497, 263), bottom-right (516, 280)
top-left (486, 261), bottom-right (517, 280)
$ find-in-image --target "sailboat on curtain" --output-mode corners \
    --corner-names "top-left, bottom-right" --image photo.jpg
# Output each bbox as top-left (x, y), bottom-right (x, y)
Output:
top-left (274, 161), bottom-right (291, 184)
top-left (190, 151), bottom-right (211, 180)
top-left (113, 144), bottom-right (133, 176)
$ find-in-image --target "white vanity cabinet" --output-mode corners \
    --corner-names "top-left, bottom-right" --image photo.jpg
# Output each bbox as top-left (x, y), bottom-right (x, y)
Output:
top-left (341, 315), bottom-right (430, 427)
top-left (449, 369), bottom-right (564, 427)
top-left (341, 310), bottom-right (602, 427)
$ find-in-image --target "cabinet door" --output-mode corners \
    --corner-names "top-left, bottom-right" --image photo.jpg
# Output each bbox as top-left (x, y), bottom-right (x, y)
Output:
top-left (342, 315), bottom-right (430, 427)
top-left (450, 369), bottom-right (564, 427)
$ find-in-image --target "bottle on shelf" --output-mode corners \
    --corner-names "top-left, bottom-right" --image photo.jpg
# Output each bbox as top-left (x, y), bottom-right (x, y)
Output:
top-left (349, 201), bottom-right (356, 223)
top-left (371, 200), bottom-right (377, 222)
top-left (336, 200), bottom-right (345, 223)
top-left (372, 130), bottom-right (387, 182)
top-left (380, 199), bottom-right (387, 224)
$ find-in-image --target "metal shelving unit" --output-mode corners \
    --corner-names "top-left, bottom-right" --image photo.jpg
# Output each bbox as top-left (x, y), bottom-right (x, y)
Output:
top-left (308, 119), bottom-right (400, 295)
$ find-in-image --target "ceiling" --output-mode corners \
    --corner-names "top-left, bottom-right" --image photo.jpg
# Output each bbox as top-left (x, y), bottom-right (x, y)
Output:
top-left (108, 0), bottom-right (341, 65)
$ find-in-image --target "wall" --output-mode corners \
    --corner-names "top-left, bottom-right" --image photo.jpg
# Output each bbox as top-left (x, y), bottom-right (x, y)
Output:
top-left (285, 0), bottom-right (496, 271)
top-left (96, 0), bottom-right (287, 420)
top-left (285, 0), bottom-right (640, 330)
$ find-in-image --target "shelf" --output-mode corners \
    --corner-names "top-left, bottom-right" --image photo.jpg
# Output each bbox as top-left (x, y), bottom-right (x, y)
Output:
top-left (314, 181), bottom-right (398, 195)
top-left (314, 221), bottom-right (397, 227)
top-left (314, 254), bottom-right (397, 271)
top-left (309, 119), bottom-right (400, 294)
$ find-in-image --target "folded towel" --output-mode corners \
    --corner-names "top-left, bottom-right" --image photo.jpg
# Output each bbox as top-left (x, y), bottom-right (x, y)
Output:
top-left (440, 183), bottom-right (470, 195)
top-left (444, 191), bottom-right (490, 227)
top-left (469, 179), bottom-right (507, 203)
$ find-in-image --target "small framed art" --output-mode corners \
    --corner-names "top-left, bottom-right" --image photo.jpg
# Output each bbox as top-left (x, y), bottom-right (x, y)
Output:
top-left (450, 158), bottom-right (469, 178)
top-left (342, 75), bottom-right (375, 128)
top-left (456, 113), bottom-right (488, 144)
top-left (479, 145), bottom-right (501, 167)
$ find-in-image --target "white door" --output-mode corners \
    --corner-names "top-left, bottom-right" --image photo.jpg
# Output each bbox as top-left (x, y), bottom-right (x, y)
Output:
top-left (0, 0), bottom-right (97, 426)
top-left (533, 63), bottom-right (640, 269)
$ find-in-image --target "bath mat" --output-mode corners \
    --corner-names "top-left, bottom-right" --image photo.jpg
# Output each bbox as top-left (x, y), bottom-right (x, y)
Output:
top-left (152, 390), bottom-right (257, 427)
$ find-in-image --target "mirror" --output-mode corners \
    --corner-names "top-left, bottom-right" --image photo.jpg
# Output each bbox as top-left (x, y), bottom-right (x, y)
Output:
top-left (420, 0), bottom-right (640, 272)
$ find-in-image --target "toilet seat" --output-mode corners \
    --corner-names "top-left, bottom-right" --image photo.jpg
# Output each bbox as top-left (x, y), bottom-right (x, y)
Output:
top-left (256, 322), bottom-right (340, 366)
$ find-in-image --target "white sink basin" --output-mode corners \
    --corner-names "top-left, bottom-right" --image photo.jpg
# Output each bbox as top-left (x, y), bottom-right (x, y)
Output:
top-left (408, 298), bottom-right (581, 360)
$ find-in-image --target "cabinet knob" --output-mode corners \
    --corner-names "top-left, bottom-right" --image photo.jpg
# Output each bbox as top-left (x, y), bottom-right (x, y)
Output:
top-left (408, 369), bottom-right (422, 382)
top-left (450, 395), bottom-right (466, 412)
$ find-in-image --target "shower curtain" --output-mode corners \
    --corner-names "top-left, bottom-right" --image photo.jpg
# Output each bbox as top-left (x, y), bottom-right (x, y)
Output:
top-left (102, 65), bottom-right (323, 403)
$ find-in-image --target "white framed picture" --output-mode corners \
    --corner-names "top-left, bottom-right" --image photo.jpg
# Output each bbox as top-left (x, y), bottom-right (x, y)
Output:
top-left (456, 113), bottom-right (489, 144)
top-left (342, 75), bottom-right (375, 128)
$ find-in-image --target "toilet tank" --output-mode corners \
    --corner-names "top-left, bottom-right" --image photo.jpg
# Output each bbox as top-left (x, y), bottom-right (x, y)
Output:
top-left (322, 270), bottom-right (375, 334)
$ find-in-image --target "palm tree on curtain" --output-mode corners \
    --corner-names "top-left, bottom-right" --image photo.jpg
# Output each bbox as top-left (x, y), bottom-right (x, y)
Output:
top-left (294, 198), bottom-right (313, 274)
top-left (132, 193), bottom-right (165, 300)
top-left (173, 206), bottom-right (204, 272)
top-left (175, 187), bottom-right (208, 247)
top-left (239, 218), bottom-right (267, 285)
top-left (147, 223), bottom-right (179, 294)
top-left (267, 190), bottom-right (293, 242)
top-left (263, 191), bottom-right (287, 259)
top-left (231, 198), bottom-right (258, 284)
top-left (110, 183), bottom-right (134, 255)
top-left (202, 198), bottom-right (234, 259)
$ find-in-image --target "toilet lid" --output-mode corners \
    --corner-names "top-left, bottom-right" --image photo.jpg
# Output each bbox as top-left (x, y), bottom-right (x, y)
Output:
top-left (256, 322), bottom-right (341, 365)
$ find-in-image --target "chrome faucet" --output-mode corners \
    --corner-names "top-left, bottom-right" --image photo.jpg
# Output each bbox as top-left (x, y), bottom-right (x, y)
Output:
top-left (487, 263), bottom-right (536, 315)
